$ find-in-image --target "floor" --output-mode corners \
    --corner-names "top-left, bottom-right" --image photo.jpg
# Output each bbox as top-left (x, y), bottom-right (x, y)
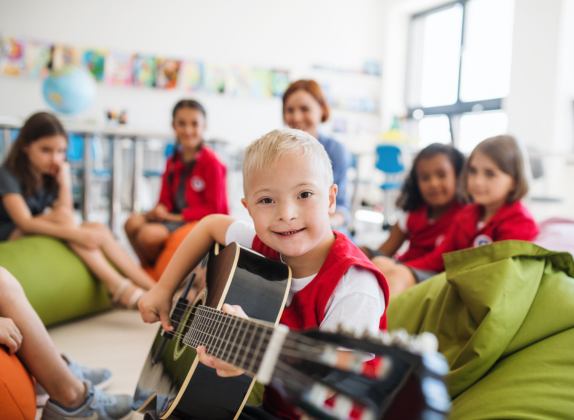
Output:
top-left (44, 310), bottom-right (158, 419)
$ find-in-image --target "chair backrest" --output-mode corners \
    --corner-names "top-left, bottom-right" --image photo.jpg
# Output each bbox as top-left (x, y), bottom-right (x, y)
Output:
top-left (375, 144), bottom-right (404, 174)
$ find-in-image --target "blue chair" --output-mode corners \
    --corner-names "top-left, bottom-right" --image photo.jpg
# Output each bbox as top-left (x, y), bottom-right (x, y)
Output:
top-left (375, 144), bottom-right (405, 229)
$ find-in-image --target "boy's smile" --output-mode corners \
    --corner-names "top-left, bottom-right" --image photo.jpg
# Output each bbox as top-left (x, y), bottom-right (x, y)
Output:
top-left (242, 150), bottom-right (337, 277)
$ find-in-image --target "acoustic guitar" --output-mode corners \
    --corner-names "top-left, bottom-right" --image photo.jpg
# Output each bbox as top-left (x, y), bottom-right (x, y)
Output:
top-left (133, 242), bottom-right (450, 419)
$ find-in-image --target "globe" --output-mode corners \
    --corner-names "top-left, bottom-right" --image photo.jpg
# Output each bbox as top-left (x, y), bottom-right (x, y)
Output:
top-left (42, 66), bottom-right (96, 115)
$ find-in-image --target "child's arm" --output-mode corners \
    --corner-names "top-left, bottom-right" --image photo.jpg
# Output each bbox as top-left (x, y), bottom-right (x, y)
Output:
top-left (376, 224), bottom-right (407, 257)
top-left (1, 194), bottom-right (92, 244)
top-left (138, 213), bottom-right (235, 331)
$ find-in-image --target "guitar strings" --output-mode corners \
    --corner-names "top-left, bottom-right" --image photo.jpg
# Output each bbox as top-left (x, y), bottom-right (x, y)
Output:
top-left (167, 304), bottom-right (326, 352)
top-left (154, 308), bottom-right (330, 368)
top-left (160, 309), bottom-right (325, 359)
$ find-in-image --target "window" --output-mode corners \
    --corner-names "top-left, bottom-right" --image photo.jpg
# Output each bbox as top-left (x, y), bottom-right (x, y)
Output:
top-left (406, 0), bottom-right (514, 151)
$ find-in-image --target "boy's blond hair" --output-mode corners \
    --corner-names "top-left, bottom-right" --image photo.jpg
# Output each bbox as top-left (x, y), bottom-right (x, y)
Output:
top-left (242, 128), bottom-right (333, 194)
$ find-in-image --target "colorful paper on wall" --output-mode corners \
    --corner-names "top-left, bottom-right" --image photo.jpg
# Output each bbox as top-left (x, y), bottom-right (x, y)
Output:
top-left (156, 58), bottom-right (181, 89)
top-left (270, 69), bottom-right (289, 97)
top-left (132, 54), bottom-right (157, 87)
top-left (105, 52), bottom-right (132, 86)
top-left (203, 64), bottom-right (227, 94)
top-left (249, 68), bottom-right (272, 98)
top-left (24, 40), bottom-right (51, 78)
top-left (0, 37), bottom-right (26, 77)
top-left (179, 60), bottom-right (204, 91)
top-left (51, 44), bottom-right (82, 69)
top-left (83, 49), bottom-right (107, 81)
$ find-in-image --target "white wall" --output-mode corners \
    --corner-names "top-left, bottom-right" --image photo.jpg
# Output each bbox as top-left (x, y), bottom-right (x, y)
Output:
top-left (506, 0), bottom-right (574, 152)
top-left (0, 0), bottom-right (386, 145)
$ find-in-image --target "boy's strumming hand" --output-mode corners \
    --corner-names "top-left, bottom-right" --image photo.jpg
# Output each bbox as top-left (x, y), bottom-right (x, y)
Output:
top-left (138, 286), bottom-right (174, 332)
top-left (196, 304), bottom-right (248, 377)
top-left (0, 317), bottom-right (23, 354)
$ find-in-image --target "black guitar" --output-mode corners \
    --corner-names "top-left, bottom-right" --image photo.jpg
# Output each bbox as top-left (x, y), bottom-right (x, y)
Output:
top-left (133, 242), bottom-right (450, 419)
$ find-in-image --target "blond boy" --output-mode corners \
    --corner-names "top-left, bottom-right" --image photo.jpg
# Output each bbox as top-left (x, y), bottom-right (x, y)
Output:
top-left (139, 128), bottom-right (389, 418)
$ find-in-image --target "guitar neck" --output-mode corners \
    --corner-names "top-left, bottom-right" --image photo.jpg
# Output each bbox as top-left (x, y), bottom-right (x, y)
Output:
top-left (182, 305), bottom-right (289, 382)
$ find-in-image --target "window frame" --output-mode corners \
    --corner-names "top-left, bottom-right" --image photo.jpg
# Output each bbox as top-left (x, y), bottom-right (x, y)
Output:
top-left (405, 0), bottom-right (505, 144)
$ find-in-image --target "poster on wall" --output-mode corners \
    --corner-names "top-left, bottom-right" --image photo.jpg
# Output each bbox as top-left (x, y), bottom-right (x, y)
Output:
top-left (249, 68), bottom-right (273, 99)
top-left (24, 40), bottom-right (52, 78)
top-left (179, 60), bottom-right (204, 91)
top-left (51, 44), bottom-right (82, 69)
top-left (203, 64), bottom-right (227, 94)
top-left (105, 51), bottom-right (132, 86)
top-left (156, 58), bottom-right (181, 89)
top-left (132, 54), bottom-right (157, 87)
top-left (0, 37), bottom-right (26, 77)
top-left (83, 49), bottom-right (107, 81)
top-left (270, 69), bottom-right (289, 97)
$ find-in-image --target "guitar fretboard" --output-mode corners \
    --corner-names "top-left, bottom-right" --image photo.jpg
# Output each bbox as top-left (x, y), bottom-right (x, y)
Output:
top-left (182, 305), bottom-right (276, 375)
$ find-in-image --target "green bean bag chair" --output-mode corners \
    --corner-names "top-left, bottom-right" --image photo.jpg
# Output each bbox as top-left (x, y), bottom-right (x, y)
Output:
top-left (387, 240), bottom-right (574, 419)
top-left (0, 236), bottom-right (112, 326)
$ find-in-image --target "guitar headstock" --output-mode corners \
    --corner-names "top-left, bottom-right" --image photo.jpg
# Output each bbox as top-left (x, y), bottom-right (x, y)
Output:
top-left (270, 328), bottom-right (450, 420)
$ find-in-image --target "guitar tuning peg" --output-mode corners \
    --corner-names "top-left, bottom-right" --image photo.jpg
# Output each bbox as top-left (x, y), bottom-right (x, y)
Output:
top-left (390, 329), bottom-right (410, 347)
top-left (412, 332), bottom-right (439, 353)
top-left (332, 394), bottom-right (353, 418)
top-left (307, 383), bottom-right (329, 406)
top-left (379, 331), bottom-right (392, 346)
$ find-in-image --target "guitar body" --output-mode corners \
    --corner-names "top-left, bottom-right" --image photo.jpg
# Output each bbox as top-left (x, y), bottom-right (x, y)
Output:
top-left (133, 243), bottom-right (291, 419)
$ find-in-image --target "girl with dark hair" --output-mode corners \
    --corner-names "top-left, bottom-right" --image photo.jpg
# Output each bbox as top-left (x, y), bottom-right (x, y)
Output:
top-left (124, 99), bottom-right (229, 267)
top-left (0, 112), bottom-right (154, 308)
top-left (378, 135), bottom-right (539, 296)
top-left (282, 79), bottom-right (351, 228)
top-left (362, 143), bottom-right (465, 261)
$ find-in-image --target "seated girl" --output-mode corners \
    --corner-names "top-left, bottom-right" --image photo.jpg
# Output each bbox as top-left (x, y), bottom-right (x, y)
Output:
top-left (376, 135), bottom-right (539, 296)
top-left (124, 99), bottom-right (229, 268)
top-left (362, 143), bottom-right (465, 263)
top-left (0, 112), bottom-right (154, 308)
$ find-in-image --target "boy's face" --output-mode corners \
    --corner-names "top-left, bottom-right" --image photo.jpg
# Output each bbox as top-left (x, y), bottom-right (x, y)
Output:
top-left (242, 151), bottom-right (337, 259)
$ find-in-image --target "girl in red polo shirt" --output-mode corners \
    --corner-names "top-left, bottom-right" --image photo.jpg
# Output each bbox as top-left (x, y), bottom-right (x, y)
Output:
top-left (378, 134), bottom-right (539, 296)
top-left (125, 99), bottom-right (229, 267)
top-left (362, 143), bottom-right (465, 265)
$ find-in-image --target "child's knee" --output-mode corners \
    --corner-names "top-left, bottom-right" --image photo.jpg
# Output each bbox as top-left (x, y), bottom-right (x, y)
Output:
top-left (137, 226), bottom-right (168, 248)
top-left (124, 213), bottom-right (144, 235)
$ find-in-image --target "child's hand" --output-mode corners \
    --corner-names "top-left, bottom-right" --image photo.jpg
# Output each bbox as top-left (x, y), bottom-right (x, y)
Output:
top-left (53, 162), bottom-right (72, 186)
top-left (196, 304), bottom-right (248, 377)
top-left (146, 204), bottom-right (168, 222)
top-left (138, 286), bottom-right (175, 332)
top-left (0, 317), bottom-right (23, 354)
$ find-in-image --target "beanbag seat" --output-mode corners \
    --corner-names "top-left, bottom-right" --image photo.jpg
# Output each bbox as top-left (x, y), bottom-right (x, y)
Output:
top-left (387, 240), bottom-right (574, 419)
top-left (0, 236), bottom-right (112, 327)
top-left (146, 222), bottom-right (197, 281)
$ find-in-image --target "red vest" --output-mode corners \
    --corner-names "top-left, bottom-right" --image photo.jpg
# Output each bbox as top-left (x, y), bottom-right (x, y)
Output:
top-left (408, 201), bottom-right (539, 272)
top-left (158, 146), bottom-right (229, 221)
top-left (398, 203), bottom-right (463, 262)
top-left (252, 231), bottom-right (390, 419)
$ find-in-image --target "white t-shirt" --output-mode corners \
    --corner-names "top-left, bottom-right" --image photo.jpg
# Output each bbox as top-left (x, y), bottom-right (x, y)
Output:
top-left (225, 220), bottom-right (386, 336)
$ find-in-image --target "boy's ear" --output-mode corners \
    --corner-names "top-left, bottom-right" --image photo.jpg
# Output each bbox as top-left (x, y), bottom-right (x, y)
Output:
top-left (241, 197), bottom-right (248, 210)
top-left (328, 184), bottom-right (338, 215)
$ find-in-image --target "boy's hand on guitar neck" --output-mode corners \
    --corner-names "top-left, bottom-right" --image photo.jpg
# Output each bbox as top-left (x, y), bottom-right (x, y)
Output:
top-left (138, 286), bottom-right (175, 332)
top-left (196, 304), bottom-right (248, 378)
